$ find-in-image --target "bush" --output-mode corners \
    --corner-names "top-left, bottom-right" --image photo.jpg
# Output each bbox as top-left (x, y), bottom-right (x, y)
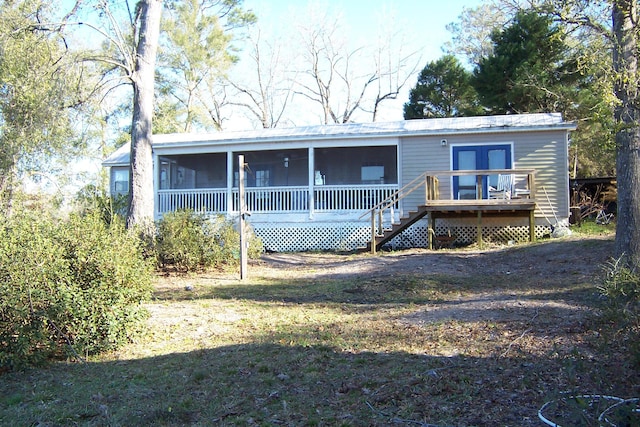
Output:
top-left (75, 184), bottom-right (128, 226)
top-left (0, 211), bottom-right (153, 369)
top-left (155, 210), bottom-right (263, 272)
top-left (599, 256), bottom-right (640, 365)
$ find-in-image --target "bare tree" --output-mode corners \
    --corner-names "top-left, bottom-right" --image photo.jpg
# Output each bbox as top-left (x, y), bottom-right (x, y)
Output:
top-left (368, 27), bottom-right (421, 122)
top-left (292, 6), bottom-right (419, 124)
top-left (227, 28), bottom-right (295, 128)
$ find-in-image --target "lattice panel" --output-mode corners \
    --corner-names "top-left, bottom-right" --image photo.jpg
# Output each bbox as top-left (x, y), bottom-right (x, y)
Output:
top-left (254, 222), bottom-right (371, 252)
top-left (387, 219), bottom-right (551, 250)
top-left (253, 219), bottom-right (552, 252)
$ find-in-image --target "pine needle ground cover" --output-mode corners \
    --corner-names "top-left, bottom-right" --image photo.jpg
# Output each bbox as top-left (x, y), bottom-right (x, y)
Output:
top-left (1, 231), bottom-right (636, 426)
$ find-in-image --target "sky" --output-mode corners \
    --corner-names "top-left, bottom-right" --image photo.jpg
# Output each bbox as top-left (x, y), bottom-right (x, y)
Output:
top-left (230, 0), bottom-right (485, 125)
top-left (242, 0), bottom-right (483, 64)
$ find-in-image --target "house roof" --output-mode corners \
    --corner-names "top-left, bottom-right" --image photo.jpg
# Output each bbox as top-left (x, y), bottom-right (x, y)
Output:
top-left (102, 143), bottom-right (131, 167)
top-left (102, 113), bottom-right (575, 166)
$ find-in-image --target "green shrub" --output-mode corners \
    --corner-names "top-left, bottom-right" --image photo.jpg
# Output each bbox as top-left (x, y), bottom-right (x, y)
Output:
top-left (75, 184), bottom-right (128, 226)
top-left (0, 211), bottom-right (153, 369)
top-left (155, 210), bottom-right (263, 272)
top-left (599, 256), bottom-right (640, 365)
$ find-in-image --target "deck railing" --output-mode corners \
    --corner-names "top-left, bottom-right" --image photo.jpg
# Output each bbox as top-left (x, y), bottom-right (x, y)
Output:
top-left (362, 169), bottom-right (536, 253)
top-left (235, 186), bottom-right (310, 213)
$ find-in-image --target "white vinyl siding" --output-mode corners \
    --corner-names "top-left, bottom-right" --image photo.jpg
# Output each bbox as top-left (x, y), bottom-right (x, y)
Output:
top-left (399, 130), bottom-right (570, 221)
top-left (512, 130), bottom-right (570, 219)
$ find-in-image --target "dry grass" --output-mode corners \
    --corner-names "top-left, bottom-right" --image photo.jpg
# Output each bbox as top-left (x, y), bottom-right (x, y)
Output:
top-left (1, 227), bottom-right (638, 426)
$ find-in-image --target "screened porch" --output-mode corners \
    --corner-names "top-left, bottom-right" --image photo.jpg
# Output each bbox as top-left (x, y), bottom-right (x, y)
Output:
top-left (155, 146), bottom-right (399, 216)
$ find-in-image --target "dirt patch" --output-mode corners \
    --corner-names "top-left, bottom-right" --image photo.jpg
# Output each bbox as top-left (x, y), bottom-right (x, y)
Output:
top-left (250, 235), bottom-right (614, 323)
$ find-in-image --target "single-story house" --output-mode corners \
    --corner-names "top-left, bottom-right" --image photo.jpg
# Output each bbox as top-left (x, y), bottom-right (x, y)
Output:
top-left (103, 113), bottom-right (576, 252)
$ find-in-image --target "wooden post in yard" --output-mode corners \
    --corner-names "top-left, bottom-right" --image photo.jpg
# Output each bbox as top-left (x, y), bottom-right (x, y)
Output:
top-left (239, 155), bottom-right (248, 280)
top-left (477, 210), bottom-right (483, 249)
top-left (370, 210), bottom-right (377, 255)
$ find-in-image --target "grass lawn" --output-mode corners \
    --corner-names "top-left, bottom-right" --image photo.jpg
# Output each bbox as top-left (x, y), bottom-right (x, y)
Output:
top-left (1, 224), bottom-right (638, 426)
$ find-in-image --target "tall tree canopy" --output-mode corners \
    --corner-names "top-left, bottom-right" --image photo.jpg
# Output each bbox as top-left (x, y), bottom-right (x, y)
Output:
top-left (403, 55), bottom-right (482, 119)
top-left (157, 0), bottom-right (255, 132)
top-left (473, 10), bottom-right (581, 114)
top-left (455, 6), bottom-right (612, 177)
top-left (0, 0), bottom-right (87, 210)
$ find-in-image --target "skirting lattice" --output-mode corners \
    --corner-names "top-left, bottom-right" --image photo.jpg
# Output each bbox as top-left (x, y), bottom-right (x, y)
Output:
top-left (252, 219), bottom-right (552, 252)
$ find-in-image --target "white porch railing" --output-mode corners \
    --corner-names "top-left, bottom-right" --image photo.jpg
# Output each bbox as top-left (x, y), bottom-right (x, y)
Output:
top-left (314, 185), bottom-right (398, 211)
top-left (237, 186), bottom-right (309, 213)
top-left (157, 184), bottom-right (400, 215)
top-left (158, 188), bottom-right (227, 214)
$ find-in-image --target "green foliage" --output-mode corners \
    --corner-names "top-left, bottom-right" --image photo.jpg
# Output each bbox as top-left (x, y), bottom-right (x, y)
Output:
top-left (155, 210), bottom-right (263, 272)
top-left (599, 256), bottom-right (640, 365)
top-left (465, 7), bottom-right (615, 176)
top-left (75, 184), bottom-right (129, 226)
top-left (157, 0), bottom-right (255, 132)
top-left (473, 11), bottom-right (575, 114)
top-left (404, 55), bottom-right (483, 119)
top-left (0, 0), bottom-right (88, 208)
top-left (0, 211), bottom-right (153, 369)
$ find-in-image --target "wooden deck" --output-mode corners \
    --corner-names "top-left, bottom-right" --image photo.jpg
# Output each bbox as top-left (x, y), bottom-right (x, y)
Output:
top-left (424, 198), bottom-right (537, 249)
top-left (365, 169), bottom-right (539, 253)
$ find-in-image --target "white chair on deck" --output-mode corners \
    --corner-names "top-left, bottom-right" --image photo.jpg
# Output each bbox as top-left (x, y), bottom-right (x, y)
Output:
top-left (489, 174), bottom-right (514, 199)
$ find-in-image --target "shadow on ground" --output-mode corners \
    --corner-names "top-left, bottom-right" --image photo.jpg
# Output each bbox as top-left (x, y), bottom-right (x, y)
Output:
top-left (0, 340), bottom-right (635, 426)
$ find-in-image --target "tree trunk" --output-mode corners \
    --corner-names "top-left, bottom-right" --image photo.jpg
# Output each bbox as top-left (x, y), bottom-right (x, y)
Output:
top-left (127, 0), bottom-right (163, 234)
top-left (613, 0), bottom-right (640, 268)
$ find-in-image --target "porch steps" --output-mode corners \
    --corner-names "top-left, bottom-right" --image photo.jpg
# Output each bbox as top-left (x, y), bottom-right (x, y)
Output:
top-left (366, 206), bottom-right (429, 252)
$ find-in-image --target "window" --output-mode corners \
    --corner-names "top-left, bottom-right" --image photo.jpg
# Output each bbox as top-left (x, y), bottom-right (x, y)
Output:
top-left (113, 169), bottom-right (129, 193)
top-left (255, 169), bottom-right (270, 187)
top-left (234, 168), bottom-right (271, 187)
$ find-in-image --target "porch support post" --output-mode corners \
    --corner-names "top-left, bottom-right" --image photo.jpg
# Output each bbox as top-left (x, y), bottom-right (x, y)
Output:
top-left (529, 210), bottom-right (535, 242)
top-left (239, 155), bottom-right (248, 280)
top-left (428, 214), bottom-right (435, 250)
top-left (477, 210), bottom-right (483, 248)
top-left (226, 151), bottom-right (234, 215)
top-left (308, 147), bottom-right (315, 219)
top-left (152, 152), bottom-right (159, 219)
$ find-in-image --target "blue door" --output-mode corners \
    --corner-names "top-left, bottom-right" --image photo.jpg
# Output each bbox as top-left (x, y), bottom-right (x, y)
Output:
top-left (453, 145), bottom-right (511, 199)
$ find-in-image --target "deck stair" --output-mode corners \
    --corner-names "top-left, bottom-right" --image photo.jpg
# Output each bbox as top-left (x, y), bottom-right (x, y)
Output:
top-left (361, 172), bottom-right (439, 254)
top-left (366, 206), bottom-right (429, 252)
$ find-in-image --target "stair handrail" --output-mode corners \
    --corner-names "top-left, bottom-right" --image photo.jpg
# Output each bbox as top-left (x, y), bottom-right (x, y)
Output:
top-left (361, 172), bottom-right (439, 254)
top-left (359, 171), bottom-right (437, 220)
